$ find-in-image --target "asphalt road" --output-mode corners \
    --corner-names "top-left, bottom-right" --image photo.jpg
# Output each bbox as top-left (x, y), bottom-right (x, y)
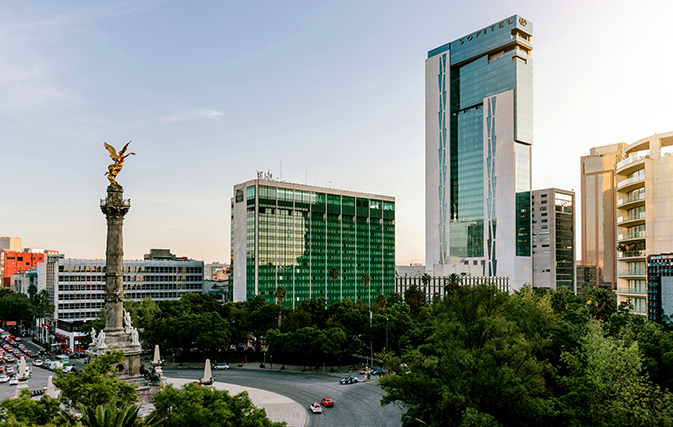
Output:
top-left (163, 368), bottom-right (404, 427)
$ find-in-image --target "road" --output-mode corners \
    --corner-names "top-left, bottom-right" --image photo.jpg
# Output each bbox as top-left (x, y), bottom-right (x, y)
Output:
top-left (163, 368), bottom-right (404, 427)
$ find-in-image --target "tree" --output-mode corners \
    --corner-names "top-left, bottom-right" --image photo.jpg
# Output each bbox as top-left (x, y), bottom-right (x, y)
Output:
top-left (586, 287), bottom-right (617, 322)
top-left (329, 267), bottom-right (340, 305)
top-left (558, 321), bottom-right (673, 426)
top-left (77, 401), bottom-right (146, 427)
top-left (150, 381), bottom-right (286, 427)
top-left (275, 286), bottom-right (287, 328)
top-left (404, 285), bottom-right (424, 312)
top-left (381, 284), bottom-right (556, 427)
top-left (0, 389), bottom-right (62, 427)
top-left (53, 350), bottom-right (137, 410)
top-left (421, 273), bottom-right (432, 297)
top-left (361, 273), bottom-right (372, 305)
top-left (376, 293), bottom-right (387, 310)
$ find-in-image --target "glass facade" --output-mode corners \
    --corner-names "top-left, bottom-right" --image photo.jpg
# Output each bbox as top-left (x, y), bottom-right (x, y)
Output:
top-left (238, 183), bottom-right (395, 306)
top-left (555, 193), bottom-right (574, 290)
top-left (428, 15), bottom-right (533, 276)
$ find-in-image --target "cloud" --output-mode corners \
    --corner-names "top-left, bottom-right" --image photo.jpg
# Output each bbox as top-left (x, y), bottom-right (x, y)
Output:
top-left (162, 109), bottom-right (225, 123)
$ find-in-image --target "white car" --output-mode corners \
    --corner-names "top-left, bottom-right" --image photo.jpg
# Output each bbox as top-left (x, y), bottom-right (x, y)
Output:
top-left (0, 375), bottom-right (9, 383)
top-left (8, 378), bottom-right (18, 385)
top-left (309, 402), bottom-right (322, 414)
top-left (213, 364), bottom-right (230, 370)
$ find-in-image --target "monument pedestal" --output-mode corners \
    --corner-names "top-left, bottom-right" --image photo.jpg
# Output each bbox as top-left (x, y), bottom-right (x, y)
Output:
top-left (87, 330), bottom-right (142, 376)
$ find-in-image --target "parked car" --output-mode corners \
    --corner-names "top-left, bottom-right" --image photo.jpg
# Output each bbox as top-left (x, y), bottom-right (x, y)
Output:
top-left (309, 402), bottom-right (322, 414)
top-left (371, 368), bottom-right (385, 376)
top-left (33, 360), bottom-right (43, 367)
top-left (213, 364), bottom-right (230, 370)
top-left (340, 376), bottom-right (358, 385)
top-left (0, 375), bottom-right (8, 383)
top-left (320, 397), bottom-right (334, 407)
top-left (8, 378), bottom-right (18, 385)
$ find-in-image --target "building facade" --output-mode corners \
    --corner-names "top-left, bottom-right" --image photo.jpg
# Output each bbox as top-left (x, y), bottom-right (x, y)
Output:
top-left (0, 237), bottom-right (21, 251)
top-left (647, 253), bottom-right (673, 323)
top-left (2, 250), bottom-right (46, 287)
top-left (531, 188), bottom-right (575, 292)
top-left (232, 179), bottom-right (395, 306)
top-left (580, 143), bottom-right (626, 288)
top-left (425, 15), bottom-right (534, 290)
top-left (615, 132), bottom-right (673, 315)
top-left (396, 275), bottom-right (509, 302)
top-left (33, 251), bottom-right (204, 351)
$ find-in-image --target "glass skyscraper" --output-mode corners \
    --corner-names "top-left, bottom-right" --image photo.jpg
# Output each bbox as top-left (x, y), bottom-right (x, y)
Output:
top-left (232, 179), bottom-right (395, 306)
top-left (425, 15), bottom-right (533, 289)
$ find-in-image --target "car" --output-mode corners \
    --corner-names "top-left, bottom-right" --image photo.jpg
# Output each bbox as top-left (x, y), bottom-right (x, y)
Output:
top-left (0, 376), bottom-right (8, 383)
top-left (320, 397), bottom-right (334, 407)
top-left (5, 367), bottom-right (14, 375)
top-left (5, 356), bottom-right (14, 363)
top-left (340, 376), bottom-right (358, 385)
top-left (33, 360), bottom-right (43, 367)
top-left (8, 378), bottom-right (18, 385)
top-left (371, 368), bottom-right (385, 376)
top-left (213, 364), bottom-right (230, 370)
top-left (309, 402), bottom-right (322, 414)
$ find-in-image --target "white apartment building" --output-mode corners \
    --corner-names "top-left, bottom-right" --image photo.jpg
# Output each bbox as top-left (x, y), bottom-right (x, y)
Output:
top-left (615, 132), bottom-right (673, 315)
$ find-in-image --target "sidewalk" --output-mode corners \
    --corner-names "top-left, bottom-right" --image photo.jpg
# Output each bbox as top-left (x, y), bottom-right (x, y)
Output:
top-left (167, 377), bottom-right (307, 427)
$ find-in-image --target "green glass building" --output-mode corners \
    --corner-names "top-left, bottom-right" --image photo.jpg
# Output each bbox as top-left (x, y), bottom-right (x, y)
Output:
top-left (232, 179), bottom-right (395, 306)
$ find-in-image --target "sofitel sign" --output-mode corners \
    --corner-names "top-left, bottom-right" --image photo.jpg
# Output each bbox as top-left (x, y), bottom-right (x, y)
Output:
top-left (458, 17), bottom-right (528, 45)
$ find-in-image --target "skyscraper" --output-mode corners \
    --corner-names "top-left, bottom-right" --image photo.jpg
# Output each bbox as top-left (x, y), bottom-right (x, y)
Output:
top-left (425, 15), bottom-right (533, 289)
top-left (531, 188), bottom-right (575, 292)
top-left (580, 143), bottom-right (626, 289)
top-left (614, 132), bottom-right (673, 316)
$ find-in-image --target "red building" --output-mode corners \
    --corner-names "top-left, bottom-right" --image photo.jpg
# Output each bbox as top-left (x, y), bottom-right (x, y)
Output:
top-left (2, 251), bottom-right (45, 287)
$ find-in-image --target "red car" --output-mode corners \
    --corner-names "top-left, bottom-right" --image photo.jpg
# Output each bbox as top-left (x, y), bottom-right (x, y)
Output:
top-left (320, 397), bottom-right (334, 407)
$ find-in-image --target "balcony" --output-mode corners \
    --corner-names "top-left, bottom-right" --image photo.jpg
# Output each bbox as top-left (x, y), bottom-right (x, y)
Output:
top-left (617, 211), bottom-right (646, 226)
top-left (616, 151), bottom-right (650, 172)
top-left (617, 286), bottom-right (647, 295)
top-left (617, 174), bottom-right (645, 191)
top-left (617, 230), bottom-right (646, 241)
top-left (618, 192), bottom-right (646, 207)
top-left (618, 269), bottom-right (647, 277)
top-left (618, 250), bottom-right (646, 259)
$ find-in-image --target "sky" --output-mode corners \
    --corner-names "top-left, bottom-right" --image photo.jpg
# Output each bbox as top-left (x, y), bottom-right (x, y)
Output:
top-left (1, 0), bottom-right (672, 266)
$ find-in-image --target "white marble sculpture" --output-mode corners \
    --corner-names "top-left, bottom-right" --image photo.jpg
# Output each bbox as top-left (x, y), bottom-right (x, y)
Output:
top-left (90, 328), bottom-right (98, 346)
top-left (97, 331), bottom-right (107, 348)
top-left (130, 328), bottom-right (140, 346)
top-left (46, 376), bottom-right (57, 398)
top-left (123, 309), bottom-right (133, 334)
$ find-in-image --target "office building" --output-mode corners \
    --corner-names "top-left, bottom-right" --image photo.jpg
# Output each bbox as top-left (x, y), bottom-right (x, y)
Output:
top-left (34, 250), bottom-right (204, 351)
top-left (2, 250), bottom-right (46, 287)
top-left (0, 237), bottom-right (21, 251)
top-left (647, 253), bottom-right (673, 323)
top-left (425, 15), bottom-right (533, 290)
top-left (531, 188), bottom-right (575, 291)
top-left (580, 143), bottom-right (626, 288)
top-left (615, 132), bottom-right (673, 315)
top-left (232, 179), bottom-right (395, 305)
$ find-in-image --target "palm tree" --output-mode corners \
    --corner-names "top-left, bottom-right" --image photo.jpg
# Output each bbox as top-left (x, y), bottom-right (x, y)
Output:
top-left (445, 273), bottom-right (461, 298)
top-left (76, 401), bottom-right (159, 427)
top-left (376, 293), bottom-right (387, 310)
top-left (275, 285), bottom-right (287, 328)
top-left (421, 273), bottom-right (432, 303)
top-left (586, 287), bottom-right (617, 322)
top-left (361, 273), bottom-right (372, 306)
top-left (404, 284), bottom-right (424, 312)
top-left (329, 267), bottom-right (340, 304)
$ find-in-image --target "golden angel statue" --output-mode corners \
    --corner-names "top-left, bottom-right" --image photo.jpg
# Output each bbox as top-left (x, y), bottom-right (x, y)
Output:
top-left (104, 142), bottom-right (135, 186)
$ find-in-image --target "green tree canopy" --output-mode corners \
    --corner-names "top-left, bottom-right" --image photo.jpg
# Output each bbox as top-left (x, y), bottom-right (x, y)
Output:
top-left (150, 382), bottom-right (286, 427)
top-left (53, 350), bottom-right (137, 410)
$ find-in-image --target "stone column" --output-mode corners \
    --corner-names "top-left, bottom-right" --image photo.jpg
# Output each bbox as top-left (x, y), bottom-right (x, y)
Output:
top-left (101, 184), bottom-right (129, 333)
